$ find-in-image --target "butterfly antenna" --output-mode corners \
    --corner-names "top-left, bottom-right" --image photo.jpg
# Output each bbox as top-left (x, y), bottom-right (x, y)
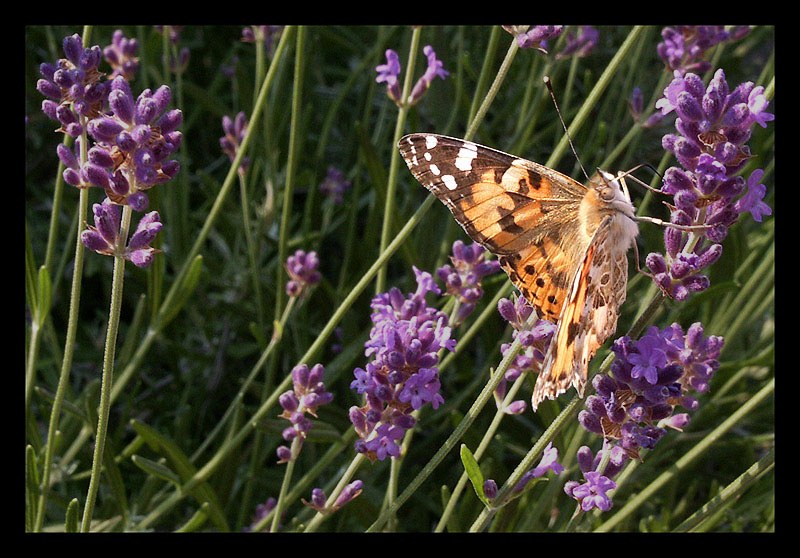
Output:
top-left (543, 75), bottom-right (590, 183)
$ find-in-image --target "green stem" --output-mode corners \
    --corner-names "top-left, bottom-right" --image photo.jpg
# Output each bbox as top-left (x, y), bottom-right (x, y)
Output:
top-left (33, 77), bottom-right (92, 528)
top-left (80, 205), bottom-right (133, 532)
top-left (673, 447), bottom-right (774, 532)
top-left (275, 26), bottom-right (306, 317)
top-left (375, 26), bottom-right (421, 295)
top-left (271, 436), bottom-right (302, 532)
top-left (239, 171), bottom-right (265, 331)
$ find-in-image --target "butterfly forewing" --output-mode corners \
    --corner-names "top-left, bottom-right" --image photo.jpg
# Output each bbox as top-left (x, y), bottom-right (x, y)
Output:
top-left (399, 133), bottom-right (590, 320)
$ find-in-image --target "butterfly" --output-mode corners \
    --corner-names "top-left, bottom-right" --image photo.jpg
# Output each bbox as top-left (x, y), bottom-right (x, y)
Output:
top-left (398, 133), bottom-right (643, 411)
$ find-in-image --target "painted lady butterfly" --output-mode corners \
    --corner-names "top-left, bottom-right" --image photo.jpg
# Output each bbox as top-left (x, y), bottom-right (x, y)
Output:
top-left (399, 133), bottom-right (641, 410)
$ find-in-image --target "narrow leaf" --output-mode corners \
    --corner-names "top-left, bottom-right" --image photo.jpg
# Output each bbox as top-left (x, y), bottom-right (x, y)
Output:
top-left (460, 444), bottom-right (488, 506)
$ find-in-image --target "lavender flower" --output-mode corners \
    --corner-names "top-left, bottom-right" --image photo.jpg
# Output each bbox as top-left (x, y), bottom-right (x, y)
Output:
top-left (276, 363), bottom-right (333, 463)
top-left (285, 249), bottom-right (321, 297)
top-left (220, 111), bottom-right (249, 175)
top-left (103, 30), bottom-right (139, 81)
top-left (496, 295), bottom-right (556, 415)
top-left (241, 26), bottom-right (283, 53)
top-left (513, 442), bottom-right (565, 494)
top-left (375, 49), bottom-right (402, 104)
top-left (557, 26), bottom-right (598, 59)
top-left (349, 267), bottom-right (456, 462)
top-left (629, 87), bottom-right (644, 122)
top-left (436, 240), bottom-right (501, 325)
top-left (37, 33), bottom-right (107, 137)
top-left (578, 323), bottom-right (723, 463)
top-left (647, 68), bottom-right (773, 300)
top-left (80, 198), bottom-right (163, 267)
top-left (408, 46), bottom-right (450, 106)
top-left (302, 480), bottom-right (363, 514)
top-left (86, 75), bottom-right (182, 210)
top-left (243, 497), bottom-right (277, 532)
top-left (503, 26), bottom-right (564, 53)
top-left (375, 45), bottom-right (449, 108)
top-left (657, 26), bottom-right (733, 76)
top-left (319, 167), bottom-right (351, 204)
top-left (564, 444), bottom-right (627, 512)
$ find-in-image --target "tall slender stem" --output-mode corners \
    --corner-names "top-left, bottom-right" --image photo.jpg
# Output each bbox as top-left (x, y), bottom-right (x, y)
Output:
top-left (80, 205), bottom-right (133, 532)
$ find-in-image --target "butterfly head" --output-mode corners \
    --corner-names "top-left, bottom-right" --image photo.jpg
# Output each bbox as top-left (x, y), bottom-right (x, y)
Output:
top-left (592, 169), bottom-right (636, 218)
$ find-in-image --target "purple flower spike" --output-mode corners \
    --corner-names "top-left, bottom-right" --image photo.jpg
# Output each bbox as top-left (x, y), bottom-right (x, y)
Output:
top-left (276, 362), bottom-right (333, 462)
top-left (647, 66), bottom-right (773, 301)
top-left (408, 46), bottom-right (450, 106)
top-left (376, 49), bottom-right (402, 104)
top-left (104, 29), bottom-right (140, 81)
top-left (285, 249), bottom-right (322, 297)
top-left (350, 268), bottom-right (456, 462)
top-left (319, 167), bottom-right (351, 204)
top-left (220, 111), bottom-right (250, 175)
top-left (436, 241), bottom-right (501, 325)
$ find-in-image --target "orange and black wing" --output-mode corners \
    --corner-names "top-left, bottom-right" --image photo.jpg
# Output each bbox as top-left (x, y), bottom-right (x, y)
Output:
top-left (398, 133), bottom-right (588, 320)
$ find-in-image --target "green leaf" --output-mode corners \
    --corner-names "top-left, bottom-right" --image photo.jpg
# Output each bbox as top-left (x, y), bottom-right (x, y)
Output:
top-left (175, 502), bottom-right (210, 532)
top-left (131, 419), bottom-right (229, 531)
top-left (25, 445), bottom-right (39, 531)
top-left (65, 498), bottom-right (80, 533)
top-left (460, 444), bottom-right (488, 506)
top-left (35, 265), bottom-right (52, 323)
top-left (131, 455), bottom-right (181, 486)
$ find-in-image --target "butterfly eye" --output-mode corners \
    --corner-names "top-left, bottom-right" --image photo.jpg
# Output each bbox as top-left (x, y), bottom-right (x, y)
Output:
top-left (598, 185), bottom-right (615, 201)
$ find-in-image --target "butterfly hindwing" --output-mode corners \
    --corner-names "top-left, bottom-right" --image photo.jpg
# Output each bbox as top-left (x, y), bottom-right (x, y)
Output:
top-left (531, 216), bottom-right (629, 409)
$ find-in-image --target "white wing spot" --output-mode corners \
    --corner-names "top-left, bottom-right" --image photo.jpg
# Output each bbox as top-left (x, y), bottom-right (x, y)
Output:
top-left (425, 135), bottom-right (438, 149)
top-left (424, 152), bottom-right (432, 161)
top-left (455, 145), bottom-right (477, 171)
top-left (430, 164), bottom-right (440, 176)
top-left (442, 174), bottom-right (457, 190)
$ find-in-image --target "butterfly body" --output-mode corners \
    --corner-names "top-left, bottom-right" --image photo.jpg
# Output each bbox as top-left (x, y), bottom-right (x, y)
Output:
top-left (398, 133), bottom-right (639, 410)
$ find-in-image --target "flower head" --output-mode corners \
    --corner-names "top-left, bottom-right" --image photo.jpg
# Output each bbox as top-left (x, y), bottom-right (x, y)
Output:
top-left (578, 323), bottom-right (722, 465)
top-left (436, 240), bottom-right (501, 325)
top-left (647, 68), bottom-right (772, 299)
top-left (80, 198), bottom-right (163, 267)
top-left (85, 75), bottom-right (182, 209)
top-left (408, 46), bottom-right (450, 105)
top-left (38, 33), bottom-right (107, 137)
top-left (503, 25), bottom-right (564, 53)
top-left (319, 166), bottom-right (351, 204)
top-left (285, 249), bottom-right (321, 297)
top-left (557, 26), bottom-right (598, 59)
top-left (103, 30), bottom-right (139, 81)
top-left (656, 26), bottom-right (733, 76)
top-left (376, 46), bottom-right (449, 107)
top-left (220, 111), bottom-right (249, 175)
top-left (276, 363), bottom-right (333, 463)
top-left (349, 268), bottom-right (456, 462)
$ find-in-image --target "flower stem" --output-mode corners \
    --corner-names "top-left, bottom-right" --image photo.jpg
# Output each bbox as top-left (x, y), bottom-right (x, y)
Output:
top-left (375, 26), bottom-right (421, 295)
top-left (276, 25), bottom-right (306, 317)
top-left (32, 97), bottom-right (92, 530)
top-left (80, 204), bottom-right (133, 532)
